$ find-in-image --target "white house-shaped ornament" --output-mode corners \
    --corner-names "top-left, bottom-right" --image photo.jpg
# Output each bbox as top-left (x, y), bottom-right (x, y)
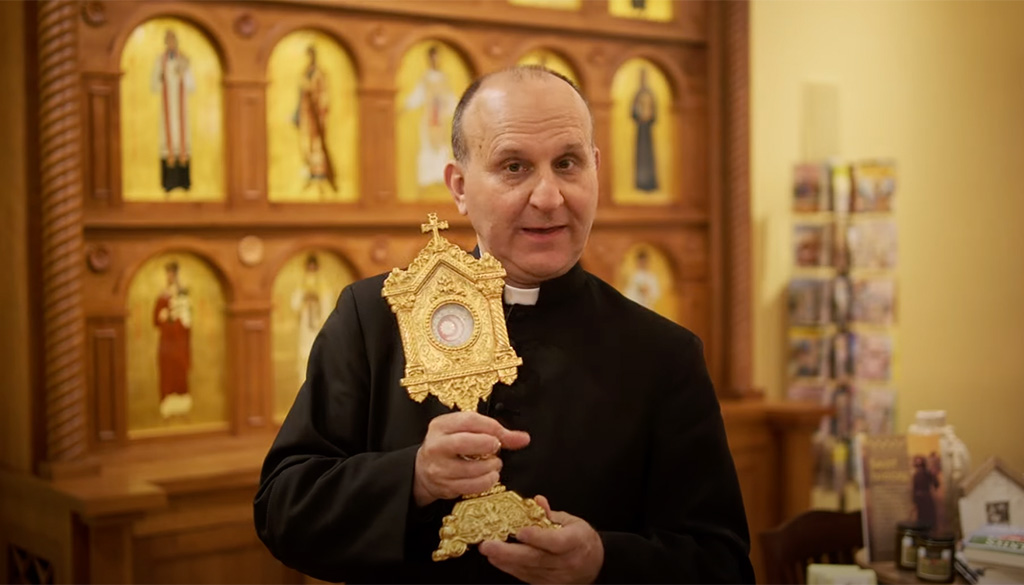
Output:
top-left (958, 456), bottom-right (1024, 537)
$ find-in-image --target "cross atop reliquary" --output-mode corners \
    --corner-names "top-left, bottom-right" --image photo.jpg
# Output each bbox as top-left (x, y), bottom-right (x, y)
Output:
top-left (421, 213), bottom-right (449, 244)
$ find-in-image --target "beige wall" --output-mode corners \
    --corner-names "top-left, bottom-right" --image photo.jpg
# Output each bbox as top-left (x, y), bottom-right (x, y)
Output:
top-left (752, 0), bottom-right (1024, 472)
top-left (0, 0), bottom-right (33, 473)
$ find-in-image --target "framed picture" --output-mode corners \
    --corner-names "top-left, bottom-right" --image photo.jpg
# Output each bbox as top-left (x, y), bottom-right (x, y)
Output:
top-left (852, 278), bottom-right (897, 325)
top-left (788, 278), bottom-right (833, 326)
top-left (852, 332), bottom-right (893, 382)
top-left (847, 219), bottom-right (898, 270)
top-left (793, 222), bottom-right (834, 267)
top-left (851, 159), bottom-right (897, 213)
top-left (793, 161), bottom-right (831, 213)
top-left (789, 333), bottom-right (830, 379)
top-left (853, 387), bottom-right (896, 435)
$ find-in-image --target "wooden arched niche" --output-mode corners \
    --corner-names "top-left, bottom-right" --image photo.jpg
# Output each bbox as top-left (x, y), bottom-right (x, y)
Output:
top-left (264, 29), bottom-right (360, 203)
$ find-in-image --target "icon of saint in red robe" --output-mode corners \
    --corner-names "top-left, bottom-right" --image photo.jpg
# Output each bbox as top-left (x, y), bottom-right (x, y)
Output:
top-left (153, 261), bottom-right (193, 418)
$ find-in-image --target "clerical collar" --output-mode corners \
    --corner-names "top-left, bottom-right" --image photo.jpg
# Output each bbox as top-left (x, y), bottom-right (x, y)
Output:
top-left (503, 284), bottom-right (539, 306)
top-left (471, 247), bottom-right (588, 307)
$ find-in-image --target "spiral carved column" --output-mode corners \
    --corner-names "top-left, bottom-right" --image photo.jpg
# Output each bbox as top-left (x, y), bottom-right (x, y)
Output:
top-left (723, 0), bottom-right (752, 393)
top-left (38, 0), bottom-right (88, 465)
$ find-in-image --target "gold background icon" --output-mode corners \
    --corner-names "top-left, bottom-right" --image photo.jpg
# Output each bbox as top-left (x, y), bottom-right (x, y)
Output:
top-left (125, 252), bottom-right (228, 436)
top-left (266, 30), bottom-right (360, 203)
top-left (120, 17), bottom-right (225, 201)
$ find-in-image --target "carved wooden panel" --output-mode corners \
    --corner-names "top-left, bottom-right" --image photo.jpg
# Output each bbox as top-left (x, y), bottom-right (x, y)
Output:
top-left (87, 322), bottom-right (122, 443)
top-left (227, 82), bottom-right (267, 204)
top-left (29, 0), bottom-right (750, 470)
top-left (83, 73), bottom-right (119, 204)
top-left (240, 317), bottom-right (269, 428)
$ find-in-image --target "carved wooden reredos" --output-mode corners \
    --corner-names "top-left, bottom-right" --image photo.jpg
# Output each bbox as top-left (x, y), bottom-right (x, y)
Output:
top-left (35, 0), bottom-right (750, 471)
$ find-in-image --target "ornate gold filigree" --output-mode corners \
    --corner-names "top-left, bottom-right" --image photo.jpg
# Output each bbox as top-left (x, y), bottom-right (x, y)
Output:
top-left (382, 214), bottom-right (521, 411)
top-left (433, 485), bottom-right (558, 561)
top-left (382, 215), bottom-right (557, 561)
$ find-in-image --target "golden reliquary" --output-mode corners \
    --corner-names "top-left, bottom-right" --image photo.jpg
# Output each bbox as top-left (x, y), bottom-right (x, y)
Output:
top-left (381, 214), bottom-right (557, 561)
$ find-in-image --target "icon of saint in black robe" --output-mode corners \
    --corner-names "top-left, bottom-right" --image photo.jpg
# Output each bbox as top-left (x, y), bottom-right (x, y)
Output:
top-left (631, 67), bottom-right (659, 192)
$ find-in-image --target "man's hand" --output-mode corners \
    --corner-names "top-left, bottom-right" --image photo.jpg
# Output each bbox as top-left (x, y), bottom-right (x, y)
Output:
top-left (413, 411), bottom-right (530, 507)
top-left (479, 495), bottom-right (604, 584)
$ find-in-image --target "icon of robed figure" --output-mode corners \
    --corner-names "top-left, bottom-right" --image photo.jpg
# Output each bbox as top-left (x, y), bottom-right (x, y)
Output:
top-left (631, 67), bottom-right (658, 192)
top-left (291, 254), bottom-right (331, 382)
top-left (151, 30), bottom-right (196, 193)
top-left (624, 249), bottom-right (662, 309)
top-left (293, 45), bottom-right (337, 194)
top-left (153, 261), bottom-right (193, 419)
top-left (404, 45), bottom-right (457, 189)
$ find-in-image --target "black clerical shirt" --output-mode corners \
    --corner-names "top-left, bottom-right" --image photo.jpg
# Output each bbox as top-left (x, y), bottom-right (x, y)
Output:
top-left (254, 263), bottom-right (755, 584)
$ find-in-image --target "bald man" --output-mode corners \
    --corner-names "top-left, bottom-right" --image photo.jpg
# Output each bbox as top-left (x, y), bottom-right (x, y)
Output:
top-left (255, 67), bottom-right (754, 584)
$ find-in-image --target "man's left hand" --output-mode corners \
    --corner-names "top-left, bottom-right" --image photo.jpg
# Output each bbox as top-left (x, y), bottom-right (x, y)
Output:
top-left (478, 495), bottom-right (603, 584)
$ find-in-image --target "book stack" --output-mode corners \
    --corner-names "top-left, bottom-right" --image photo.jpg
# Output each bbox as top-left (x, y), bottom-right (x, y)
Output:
top-left (961, 524), bottom-right (1024, 584)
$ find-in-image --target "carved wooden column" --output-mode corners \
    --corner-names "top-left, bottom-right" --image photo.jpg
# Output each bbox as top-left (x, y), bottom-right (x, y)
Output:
top-left (37, 0), bottom-right (88, 472)
top-left (723, 0), bottom-right (752, 394)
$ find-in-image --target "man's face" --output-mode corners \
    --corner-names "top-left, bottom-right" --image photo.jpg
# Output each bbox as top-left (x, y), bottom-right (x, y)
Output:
top-left (166, 32), bottom-right (178, 52)
top-left (445, 75), bottom-right (600, 288)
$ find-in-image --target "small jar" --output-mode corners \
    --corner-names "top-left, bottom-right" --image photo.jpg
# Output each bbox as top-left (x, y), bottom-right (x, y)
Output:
top-left (916, 533), bottom-right (956, 583)
top-left (894, 521), bottom-right (929, 570)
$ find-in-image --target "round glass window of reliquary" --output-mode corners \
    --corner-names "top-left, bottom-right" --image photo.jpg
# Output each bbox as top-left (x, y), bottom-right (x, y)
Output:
top-left (430, 303), bottom-right (475, 348)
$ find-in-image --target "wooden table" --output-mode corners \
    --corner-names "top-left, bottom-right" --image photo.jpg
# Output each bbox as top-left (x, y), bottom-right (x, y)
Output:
top-left (855, 549), bottom-right (966, 584)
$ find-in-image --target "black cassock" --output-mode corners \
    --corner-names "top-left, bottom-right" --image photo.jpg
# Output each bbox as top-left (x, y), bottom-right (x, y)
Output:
top-left (254, 263), bottom-right (755, 584)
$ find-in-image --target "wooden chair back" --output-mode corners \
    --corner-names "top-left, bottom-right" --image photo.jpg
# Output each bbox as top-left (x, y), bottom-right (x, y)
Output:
top-left (759, 510), bottom-right (864, 584)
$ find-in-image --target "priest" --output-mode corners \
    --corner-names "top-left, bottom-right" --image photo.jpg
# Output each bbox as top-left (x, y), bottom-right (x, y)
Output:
top-left (255, 66), bottom-right (755, 584)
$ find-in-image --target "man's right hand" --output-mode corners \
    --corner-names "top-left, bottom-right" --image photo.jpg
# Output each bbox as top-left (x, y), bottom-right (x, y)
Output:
top-left (413, 411), bottom-right (530, 507)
